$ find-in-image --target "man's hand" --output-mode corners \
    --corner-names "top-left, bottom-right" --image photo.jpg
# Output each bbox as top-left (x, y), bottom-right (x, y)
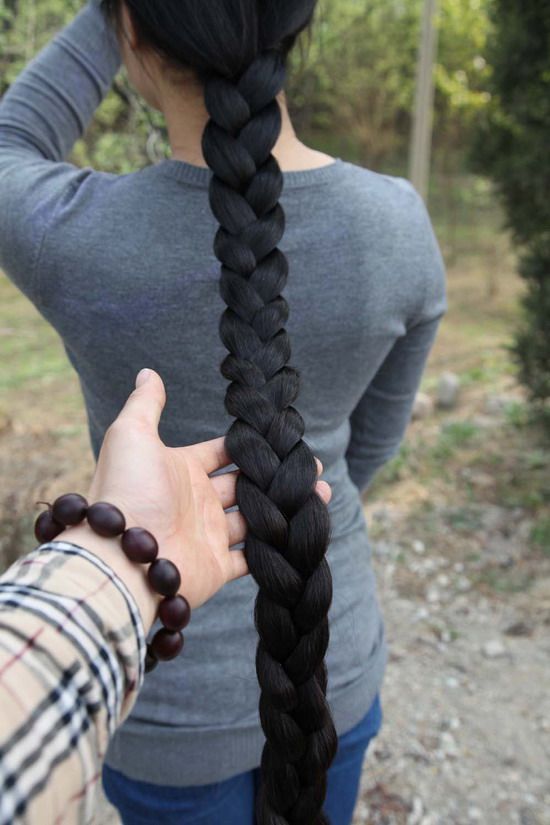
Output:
top-left (66, 369), bottom-right (331, 623)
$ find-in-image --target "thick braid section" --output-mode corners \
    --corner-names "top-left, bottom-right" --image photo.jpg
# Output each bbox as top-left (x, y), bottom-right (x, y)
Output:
top-left (202, 53), bottom-right (338, 825)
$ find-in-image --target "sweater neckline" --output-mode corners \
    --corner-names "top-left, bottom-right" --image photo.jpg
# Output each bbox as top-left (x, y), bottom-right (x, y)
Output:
top-left (153, 156), bottom-right (344, 189)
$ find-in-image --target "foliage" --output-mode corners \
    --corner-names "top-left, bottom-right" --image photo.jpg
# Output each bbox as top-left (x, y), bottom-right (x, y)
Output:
top-left (287, 0), bottom-right (421, 167)
top-left (1, 0), bottom-right (80, 89)
top-left (0, 0), bottom-right (169, 170)
top-left (1, 0), bottom-right (492, 175)
top-left (470, 0), bottom-right (550, 420)
top-left (287, 0), bottom-right (492, 173)
top-left (433, 0), bottom-right (492, 172)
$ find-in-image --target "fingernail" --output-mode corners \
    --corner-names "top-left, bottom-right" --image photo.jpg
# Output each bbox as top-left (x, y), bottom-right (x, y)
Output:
top-left (136, 368), bottom-right (153, 388)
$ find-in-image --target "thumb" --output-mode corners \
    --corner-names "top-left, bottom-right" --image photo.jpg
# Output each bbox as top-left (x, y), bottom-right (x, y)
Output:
top-left (119, 368), bottom-right (167, 431)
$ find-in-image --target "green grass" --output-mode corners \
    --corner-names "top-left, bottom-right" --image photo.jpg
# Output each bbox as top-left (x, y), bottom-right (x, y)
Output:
top-left (503, 401), bottom-right (530, 429)
top-left (0, 276), bottom-right (75, 405)
top-left (373, 443), bottom-right (412, 485)
top-left (459, 354), bottom-right (516, 387)
top-left (475, 568), bottom-right (536, 594)
top-left (530, 517), bottom-right (550, 556)
top-left (443, 505), bottom-right (485, 534)
top-left (430, 421), bottom-right (480, 463)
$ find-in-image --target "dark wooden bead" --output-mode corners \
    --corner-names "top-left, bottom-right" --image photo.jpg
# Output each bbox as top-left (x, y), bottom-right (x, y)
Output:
top-left (145, 646), bottom-right (159, 673)
top-left (147, 558), bottom-right (181, 597)
top-left (150, 628), bottom-right (184, 661)
top-left (87, 501), bottom-right (126, 538)
top-left (34, 510), bottom-right (64, 543)
top-left (158, 595), bottom-right (191, 631)
top-left (121, 528), bottom-right (158, 564)
top-left (52, 493), bottom-right (88, 526)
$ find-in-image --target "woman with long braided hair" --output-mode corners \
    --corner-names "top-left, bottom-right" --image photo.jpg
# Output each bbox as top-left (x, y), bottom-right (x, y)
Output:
top-left (0, 0), bottom-right (447, 822)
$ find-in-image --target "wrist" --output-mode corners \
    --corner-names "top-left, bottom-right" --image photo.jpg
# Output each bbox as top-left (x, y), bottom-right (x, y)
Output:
top-left (35, 494), bottom-right (191, 672)
top-left (60, 524), bottom-right (161, 632)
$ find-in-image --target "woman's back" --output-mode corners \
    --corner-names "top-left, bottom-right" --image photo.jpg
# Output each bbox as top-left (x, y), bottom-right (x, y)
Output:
top-left (30, 157), bottom-right (442, 460)
top-left (0, 0), bottom-right (446, 792)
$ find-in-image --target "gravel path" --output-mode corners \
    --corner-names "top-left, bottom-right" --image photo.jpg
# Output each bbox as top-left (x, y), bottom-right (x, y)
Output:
top-left (354, 509), bottom-right (550, 825)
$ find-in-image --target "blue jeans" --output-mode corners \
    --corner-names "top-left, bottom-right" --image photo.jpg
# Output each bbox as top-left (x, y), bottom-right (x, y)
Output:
top-left (102, 692), bottom-right (382, 825)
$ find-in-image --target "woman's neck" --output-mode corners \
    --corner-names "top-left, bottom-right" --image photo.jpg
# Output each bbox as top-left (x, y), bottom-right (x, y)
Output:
top-left (158, 82), bottom-right (335, 172)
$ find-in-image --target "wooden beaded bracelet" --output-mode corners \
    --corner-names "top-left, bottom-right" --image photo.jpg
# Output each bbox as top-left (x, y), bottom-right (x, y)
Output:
top-left (34, 493), bottom-right (191, 673)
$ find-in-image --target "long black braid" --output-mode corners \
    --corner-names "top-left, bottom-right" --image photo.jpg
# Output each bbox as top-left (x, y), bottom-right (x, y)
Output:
top-left (202, 55), bottom-right (337, 823)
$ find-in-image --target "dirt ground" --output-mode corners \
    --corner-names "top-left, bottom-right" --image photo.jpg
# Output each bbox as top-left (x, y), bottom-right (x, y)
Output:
top-left (356, 462), bottom-right (550, 825)
top-left (0, 228), bottom-right (548, 824)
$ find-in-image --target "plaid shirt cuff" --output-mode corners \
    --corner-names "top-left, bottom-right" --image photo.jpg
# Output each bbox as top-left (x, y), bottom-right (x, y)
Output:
top-left (0, 539), bottom-right (146, 824)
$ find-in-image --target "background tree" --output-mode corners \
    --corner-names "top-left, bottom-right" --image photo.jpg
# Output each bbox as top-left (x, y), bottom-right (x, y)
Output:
top-left (471, 0), bottom-right (550, 422)
top-left (287, 0), bottom-right (421, 169)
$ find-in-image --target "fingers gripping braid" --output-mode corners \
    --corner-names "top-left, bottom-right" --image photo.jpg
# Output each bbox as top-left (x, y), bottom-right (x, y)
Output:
top-left (202, 52), bottom-right (338, 824)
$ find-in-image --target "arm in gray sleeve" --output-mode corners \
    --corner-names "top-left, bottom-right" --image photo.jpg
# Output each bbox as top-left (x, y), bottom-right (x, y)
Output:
top-left (0, 0), bottom-right (120, 161)
top-left (0, 1), bottom-right (120, 298)
top-left (345, 185), bottom-right (447, 493)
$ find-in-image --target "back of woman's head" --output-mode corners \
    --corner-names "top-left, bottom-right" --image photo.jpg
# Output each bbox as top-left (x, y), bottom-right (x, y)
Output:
top-left (101, 2), bottom-right (338, 822)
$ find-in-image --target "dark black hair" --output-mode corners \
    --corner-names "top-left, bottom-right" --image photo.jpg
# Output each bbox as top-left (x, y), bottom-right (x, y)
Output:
top-left (101, 2), bottom-right (338, 821)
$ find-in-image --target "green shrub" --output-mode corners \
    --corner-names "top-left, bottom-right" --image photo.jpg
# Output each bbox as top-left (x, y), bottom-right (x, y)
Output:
top-left (470, 1), bottom-right (550, 426)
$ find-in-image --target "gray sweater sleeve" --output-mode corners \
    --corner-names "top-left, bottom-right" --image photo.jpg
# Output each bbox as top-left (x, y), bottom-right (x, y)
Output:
top-left (0, 0), bottom-right (120, 298)
top-left (345, 187), bottom-right (447, 493)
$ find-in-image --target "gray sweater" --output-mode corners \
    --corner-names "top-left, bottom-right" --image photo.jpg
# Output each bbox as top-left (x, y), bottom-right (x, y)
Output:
top-left (0, 1), bottom-right (447, 786)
